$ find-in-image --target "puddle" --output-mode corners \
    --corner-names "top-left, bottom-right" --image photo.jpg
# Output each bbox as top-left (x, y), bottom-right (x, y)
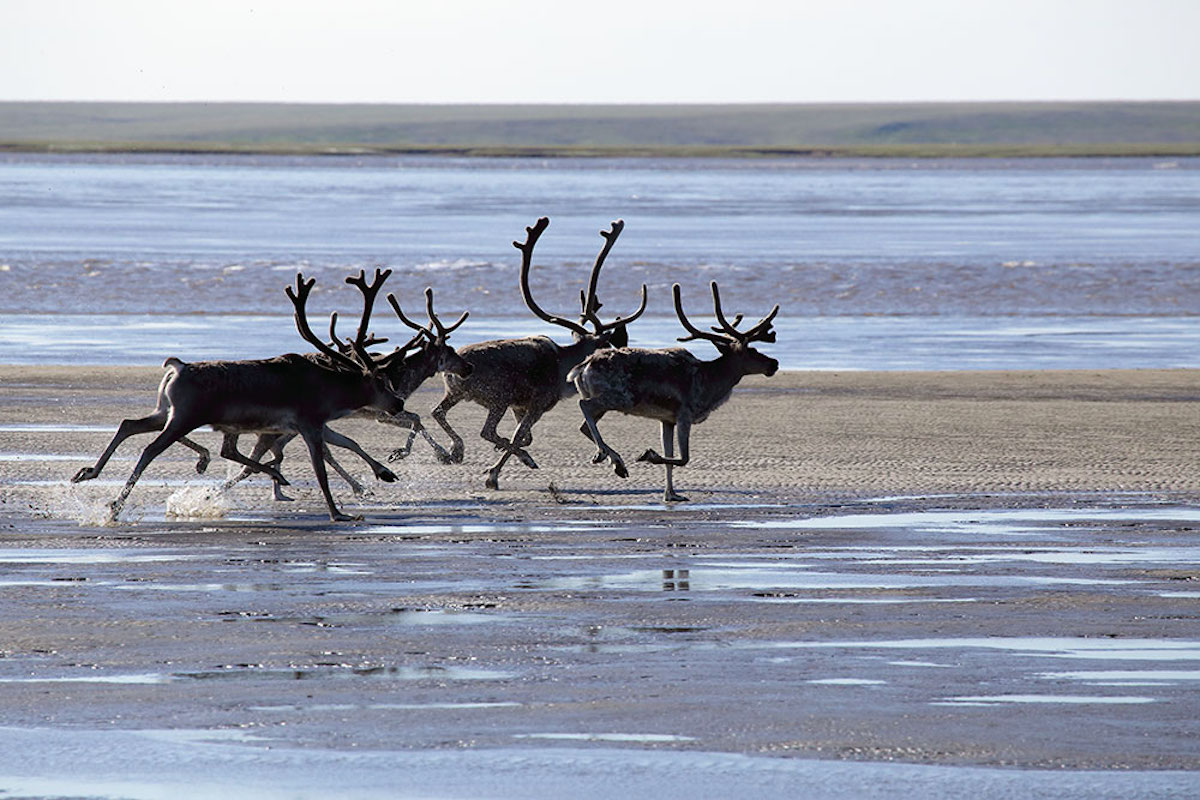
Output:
top-left (0, 549), bottom-right (195, 565)
top-left (0, 423), bottom-right (114, 433)
top-left (141, 728), bottom-right (268, 745)
top-left (577, 503), bottom-right (786, 513)
top-left (175, 664), bottom-right (513, 682)
top-left (514, 733), bottom-right (696, 743)
top-left (1037, 669), bottom-right (1200, 684)
top-left (936, 694), bottom-right (1157, 706)
top-left (841, 546), bottom-right (1200, 567)
top-left (0, 452), bottom-right (89, 461)
top-left (116, 582), bottom-right (288, 593)
top-left (363, 520), bottom-right (606, 537)
top-left (738, 506), bottom-right (1200, 536)
top-left (888, 660), bottom-right (955, 668)
top-left (0, 673), bottom-right (172, 685)
top-left (806, 678), bottom-right (887, 686)
top-left (529, 566), bottom-right (1131, 593)
top-left (250, 701), bottom-right (522, 712)
top-left (761, 637), bottom-right (1200, 661)
top-left (751, 596), bottom-right (978, 605)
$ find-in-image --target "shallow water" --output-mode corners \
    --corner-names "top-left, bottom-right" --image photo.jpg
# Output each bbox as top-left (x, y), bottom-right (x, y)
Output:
top-left (1, 498), bottom-right (1198, 789)
top-left (2, 154), bottom-right (1198, 369)
top-left (2, 729), bottom-right (1196, 800)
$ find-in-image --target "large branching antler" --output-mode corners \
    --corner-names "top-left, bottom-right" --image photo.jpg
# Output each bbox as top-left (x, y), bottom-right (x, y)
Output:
top-left (343, 268), bottom-right (393, 366)
top-left (674, 282), bottom-right (779, 347)
top-left (384, 287), bottom-right (470, 368)
top-left (581, 220), bottom-right (624, 320)
top-left (422, 286), bottom-right (469, 339)
top-left (516, 217), bottom-right (591, 337)
top-left (578, 219), bottom-right (648, 335)
top-left (286, 273), bottom-right (371, 373)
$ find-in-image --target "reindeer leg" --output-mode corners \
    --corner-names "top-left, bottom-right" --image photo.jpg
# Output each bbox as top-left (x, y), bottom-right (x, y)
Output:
top-left (484, 409), bottom-right (542, 490)
top-left (107, 419), bottom-right (194, 522)
top-left (219, 433), bottom-right (290, 487)
top-left (506, 407), bottom-right (539, 468)
top-left (322, 444), bottom-right (366, 497)
top-left (383, 413), bottom-right (421, 462)
top-left (578, 400), bottom-right (627, 479)
top-left (638, 417), bottom-right (691, 502)
top-left (381, 410), bottom-right (454, 464)
top-left (72, 412), bottom-right (167, 483)
top-left (177, 436), bottom-right (212, 474)
top-left (431, 391), bottom-right (466, 464)
top-left (637, 417), bottom-right (691, 467)
top-left (223, 434), bottom-right (295, 501)
top-left (299, 426), bottom-right (359, 522)
top-left (74, 369), bottom-right (178, 483)
top-left (657, 421), bottom-right (687, 502)
top-left (322, 426), bottom-right (395, 493)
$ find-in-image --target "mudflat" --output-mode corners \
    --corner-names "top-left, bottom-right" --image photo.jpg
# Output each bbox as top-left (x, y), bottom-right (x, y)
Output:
top-left (0, 366), bottom-right (1198, 796)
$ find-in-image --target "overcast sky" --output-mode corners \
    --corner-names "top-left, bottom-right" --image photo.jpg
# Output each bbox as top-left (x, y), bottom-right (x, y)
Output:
top-left (3, 0), bottom-right (1198, 104)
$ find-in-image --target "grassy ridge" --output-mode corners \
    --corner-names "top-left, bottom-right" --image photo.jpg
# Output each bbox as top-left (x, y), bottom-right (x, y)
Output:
top-left (2, 101), bottom-right (1199, 157)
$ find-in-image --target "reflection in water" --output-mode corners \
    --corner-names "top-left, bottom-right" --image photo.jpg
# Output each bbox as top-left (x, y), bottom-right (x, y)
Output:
top-left (662, 569), bottom-right (690, 591)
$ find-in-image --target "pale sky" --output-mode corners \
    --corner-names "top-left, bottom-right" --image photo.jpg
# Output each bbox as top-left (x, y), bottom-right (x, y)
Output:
top-left (3, 0), bottom-right (1198, 104)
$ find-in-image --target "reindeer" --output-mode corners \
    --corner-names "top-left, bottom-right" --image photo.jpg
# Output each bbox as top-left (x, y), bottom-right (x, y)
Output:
top-left (568, 281), bottom-right (779, 502)
top-left (219, 285), bottom-right (471, 499)
top-left (423, 217), bottom-right (647, 490)
top-left (71, 269), bottom-right (433, 522)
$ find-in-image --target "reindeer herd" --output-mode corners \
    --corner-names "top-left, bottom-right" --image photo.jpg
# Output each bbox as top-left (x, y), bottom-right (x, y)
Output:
top-left (71, 217), bottom-right (781, 522)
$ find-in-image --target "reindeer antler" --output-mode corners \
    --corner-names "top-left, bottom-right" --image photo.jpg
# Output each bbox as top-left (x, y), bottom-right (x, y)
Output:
top-left (423, 286), bottom-right (469, 339)
top-left (516, 217), bottom-right (591, 337)
top-left (581, 219), bottom-right (624, 321)
top-left (286, 274), bottom-right (369, 372)
top-left (674, 282), bottom-right (779, 347)
top-left (344, 268), bottom-right (393, 366)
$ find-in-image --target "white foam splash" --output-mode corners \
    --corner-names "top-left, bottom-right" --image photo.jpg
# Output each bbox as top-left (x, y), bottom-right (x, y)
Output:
top-left (165, 486), bottom-right (230, 519)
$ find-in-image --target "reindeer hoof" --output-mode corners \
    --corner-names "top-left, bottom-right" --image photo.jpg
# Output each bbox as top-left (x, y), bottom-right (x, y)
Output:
top-left (485, 473), bottom-right (500, 490)
top-left (614, 462), bottom-right (629, 479)
top-left (387, 448), bottom-right (410, 463)
top-left (434, 451), bottom-right (456, 465)
top-left (195, 456), bottom-right (211, 475)
top-left (377, 468), bottom-right (397, 483)
top-left (636, 449), bottom-right (660, 464)
top-left (330, 511), bottom-right (362, 522)
top-left (274, 493), bottom-right (295, 502)
top-left (591, 451), bottom-right (607, 465)
top-left (665, 491), bottom-right (688, 503)
top-left (71, 467), bottom-right (98, 483)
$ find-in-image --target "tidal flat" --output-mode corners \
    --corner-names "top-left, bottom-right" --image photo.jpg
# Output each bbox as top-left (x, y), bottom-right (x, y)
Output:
top-left (0, 366), bottom-right (1198, 798)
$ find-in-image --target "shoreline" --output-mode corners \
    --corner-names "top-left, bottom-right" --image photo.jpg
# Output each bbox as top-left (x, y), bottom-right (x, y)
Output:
top-left (3, 365), bottom-right (1197, 513)
top-left (7, 142), bottom-right (1200, 159)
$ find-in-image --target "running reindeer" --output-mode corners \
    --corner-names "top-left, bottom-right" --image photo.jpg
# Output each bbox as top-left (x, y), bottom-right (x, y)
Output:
top-left (216, 283), bottom-right (471, 500)
top-left (568, 281), bottom-right (779, 502)
top-left (71, 269), bottom-right (448, 522)
top-left (419, 217), bottom-right (647, 490)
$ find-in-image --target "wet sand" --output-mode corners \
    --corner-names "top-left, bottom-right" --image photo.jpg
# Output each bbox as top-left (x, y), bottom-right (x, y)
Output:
top-left (1, 366), bottom-right (1199, 797)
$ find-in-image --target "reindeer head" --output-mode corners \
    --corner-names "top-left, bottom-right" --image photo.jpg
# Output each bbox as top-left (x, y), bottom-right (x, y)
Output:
top-left (673, 282), bottom-right (780, 377)
top-left (515, 217), bottom-right (647, 347)
top-left (286, 268), bottom-right (412, 415)
top-left (287, 269), bottom-right (470, 413)
top-left (386, 286), bottom-right (472, 387)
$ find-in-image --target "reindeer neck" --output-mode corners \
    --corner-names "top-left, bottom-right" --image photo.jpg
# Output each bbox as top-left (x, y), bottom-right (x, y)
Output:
top-left (694, 349), bottom-right (755, 409)
top-left (392, 348), bottom-right (437, 397)
top-left (559, 335), bottom-right (607, 372)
